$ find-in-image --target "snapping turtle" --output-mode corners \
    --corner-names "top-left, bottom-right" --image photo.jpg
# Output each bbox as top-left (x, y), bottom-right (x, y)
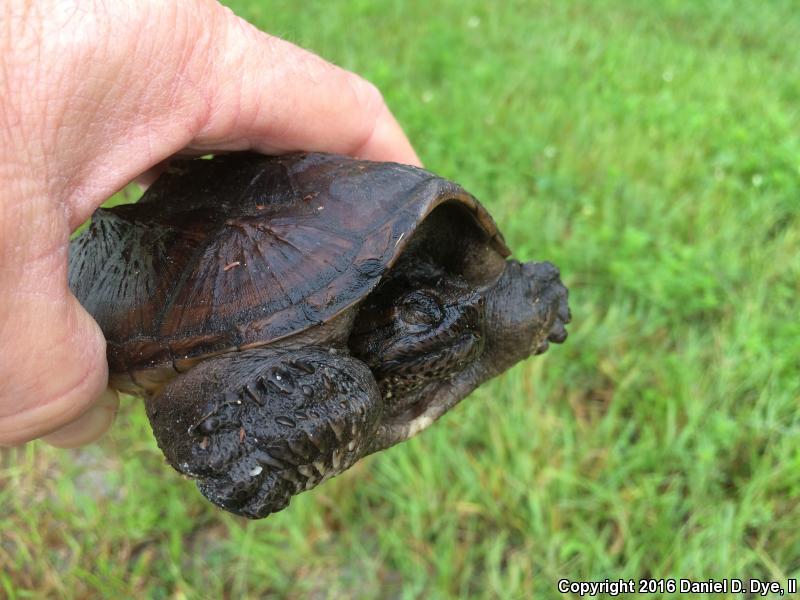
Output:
top-left (69, 152), bottom-right (570, 518)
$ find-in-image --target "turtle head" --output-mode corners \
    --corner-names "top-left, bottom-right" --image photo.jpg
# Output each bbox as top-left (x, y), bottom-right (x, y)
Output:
top-left (483, 260), bottom-right (570, 366)
top-left (349, 258), bottom-right (569, 451)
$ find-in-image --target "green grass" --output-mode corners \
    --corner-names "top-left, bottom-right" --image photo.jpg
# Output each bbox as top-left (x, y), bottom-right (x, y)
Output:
top-left (3, 0), bottom-right (800, 597)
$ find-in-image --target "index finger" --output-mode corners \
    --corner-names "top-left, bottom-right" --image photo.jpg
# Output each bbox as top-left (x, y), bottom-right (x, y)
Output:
top-left (190, 11), bottom-right (421, 166)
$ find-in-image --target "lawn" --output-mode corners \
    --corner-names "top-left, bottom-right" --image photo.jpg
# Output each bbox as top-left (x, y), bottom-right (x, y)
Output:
top-left (2, 0), bottom-right (799, 597)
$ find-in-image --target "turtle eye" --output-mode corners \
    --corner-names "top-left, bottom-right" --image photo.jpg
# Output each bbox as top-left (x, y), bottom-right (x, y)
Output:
top-left (396, 290), bottom-right (444, 327)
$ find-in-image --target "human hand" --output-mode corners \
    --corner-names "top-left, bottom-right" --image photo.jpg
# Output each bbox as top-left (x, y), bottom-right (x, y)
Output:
top-left (0, 0), bottom-right (420, 448)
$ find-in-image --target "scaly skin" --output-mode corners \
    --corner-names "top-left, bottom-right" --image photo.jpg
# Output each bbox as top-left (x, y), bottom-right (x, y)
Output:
top-left (146, 347), bottom-right (381, 518)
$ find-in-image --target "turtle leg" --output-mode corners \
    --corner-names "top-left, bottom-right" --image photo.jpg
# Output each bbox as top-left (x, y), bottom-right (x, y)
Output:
top-left (144, 347), bottom-right (381, 519)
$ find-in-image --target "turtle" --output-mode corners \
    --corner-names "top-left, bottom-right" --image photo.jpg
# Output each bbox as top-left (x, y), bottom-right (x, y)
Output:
top-left (68, 152), bottom-right (570, 519)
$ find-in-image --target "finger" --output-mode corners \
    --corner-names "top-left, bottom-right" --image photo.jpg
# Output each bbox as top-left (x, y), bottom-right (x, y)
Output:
top-left (0, 294), bottom-right (109, 446)
top-left (51, 2), bottom-right (421, 229)
top-left (41, 387), bottom-right (119, 448)
top-left (0, 191), bottom-right (109, 446)
top-left (195, 17), bottom-right (421, 166)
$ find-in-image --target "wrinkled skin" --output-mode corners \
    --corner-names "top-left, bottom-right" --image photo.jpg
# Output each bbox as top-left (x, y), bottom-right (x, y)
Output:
top-left (146, 348), bottom-right (382, 517)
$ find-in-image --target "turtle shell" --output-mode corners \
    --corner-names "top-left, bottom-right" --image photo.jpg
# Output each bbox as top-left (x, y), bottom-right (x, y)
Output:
top-left (69, 152), bottom-right (510, 388)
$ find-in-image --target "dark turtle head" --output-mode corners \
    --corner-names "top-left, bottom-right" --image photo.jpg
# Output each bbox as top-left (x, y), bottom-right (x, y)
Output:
top-left (484, 260), bottom-right (570, 365)
top-left (349, 258), bottom-right (570, 450)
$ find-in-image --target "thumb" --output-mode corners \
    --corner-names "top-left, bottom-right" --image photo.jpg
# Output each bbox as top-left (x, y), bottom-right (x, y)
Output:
top-left (0, 198), bottom-right (110, 446)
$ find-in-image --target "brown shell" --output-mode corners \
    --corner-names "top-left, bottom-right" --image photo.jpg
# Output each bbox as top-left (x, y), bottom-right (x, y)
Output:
top-left (68, 152), bottom-right (509, 377)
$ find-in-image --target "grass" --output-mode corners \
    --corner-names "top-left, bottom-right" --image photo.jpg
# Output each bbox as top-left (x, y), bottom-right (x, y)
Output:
top-left (3, 0), bottom-right (800, 597)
